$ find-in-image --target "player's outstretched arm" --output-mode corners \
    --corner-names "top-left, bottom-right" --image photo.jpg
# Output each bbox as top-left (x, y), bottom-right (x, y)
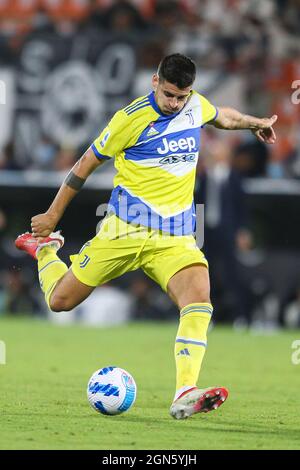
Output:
top-left (210, 107), bottom-right (277, 144)
top-left (31, 148), bottom-right (105, 238)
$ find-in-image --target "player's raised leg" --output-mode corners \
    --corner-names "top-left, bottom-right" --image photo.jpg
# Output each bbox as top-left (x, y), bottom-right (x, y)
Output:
top-left (15, 232), bottom-right (94, 311)
top-left (167, 264), bottom-right (228, 419)
top-left (44, 267), bottom-right (94, 312)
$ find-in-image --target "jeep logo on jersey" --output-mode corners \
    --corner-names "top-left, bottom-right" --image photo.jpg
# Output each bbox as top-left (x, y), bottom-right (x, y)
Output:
top-left (157, 137), bottom-right (196, 155)
top-left (159, 154), bottom-right (196, 164)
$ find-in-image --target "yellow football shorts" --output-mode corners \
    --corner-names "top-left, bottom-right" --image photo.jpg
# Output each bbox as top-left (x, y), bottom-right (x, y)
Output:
top-left (71, 214), bottom-right (208, 292)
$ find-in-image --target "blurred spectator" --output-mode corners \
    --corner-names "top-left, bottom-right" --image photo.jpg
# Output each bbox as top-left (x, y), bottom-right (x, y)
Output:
top-left (0, 207), bottom-right (13, 274)
top-left (138, 38), bottom-right (169, 69)
top-left (0, 142), bottom-right (21, 170)
top-left (154, 1), bottom-right (183, 33)
top-left (0, 0), bottom-right (39, 38)
top-left (0, 208), bottom-right (8, 314)
top-left (53, 146), bottom-right (77, 171)
top-left (0, 33), bottom-right (14, 65)
top-left (92, 0), bottom-right (148, 33)
top-left (277, 0), bottom-right (300, 36)
top-left (0, 205), bottom-right (43, 315)
top-left (129, 274), bottom-right (179, 321)
top-left (0, 208), bottom-right (8, 269)
top-left (0, 207), bottom-right (7, 247)
top-left (43, 0), bottom-right (90, 23)
top-left (31, 7), bottom-right (56, 35)
top-left (283, 285), bottom-right (300, 328)
top-left (232, 140), bottom-right (269, 178)
top-left (92, 0), bottom-right (155, 20)
top-left (31, 136), bottom-right (57, 170)
top-left (0, 208), bottom-right (7, 234)
top-left (2, 270), bottom-right (40, 315)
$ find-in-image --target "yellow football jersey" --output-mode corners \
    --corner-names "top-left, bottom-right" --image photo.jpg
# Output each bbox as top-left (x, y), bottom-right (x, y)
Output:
top-left (91, 91), bottom-right (217, 235)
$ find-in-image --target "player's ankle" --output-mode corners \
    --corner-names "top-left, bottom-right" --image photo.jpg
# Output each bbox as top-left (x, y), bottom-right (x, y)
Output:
top-left (174, 385), bottom-right (197, 402)
top-left (36, 244), bottom-right (57, 258)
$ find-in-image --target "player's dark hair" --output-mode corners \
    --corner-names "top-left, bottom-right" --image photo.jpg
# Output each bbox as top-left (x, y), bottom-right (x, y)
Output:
top-left (157, 53), bottom-right (196, 89)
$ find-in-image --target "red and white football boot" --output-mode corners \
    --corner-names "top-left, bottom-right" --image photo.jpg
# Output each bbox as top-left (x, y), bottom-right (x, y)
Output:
top-left (15, 231), bottom-right (64, 260)
top-left (170, 386), bottom-right (229, 419)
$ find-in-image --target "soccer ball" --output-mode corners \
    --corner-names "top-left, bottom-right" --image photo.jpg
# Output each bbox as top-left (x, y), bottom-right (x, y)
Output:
top-left (87, 366), bottom-right (137, 415)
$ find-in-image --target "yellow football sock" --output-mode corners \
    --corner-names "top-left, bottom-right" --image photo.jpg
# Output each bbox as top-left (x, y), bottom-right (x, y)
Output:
top-left (174, 303), bottom-right (213, 398)
top-left (37, 247), bottom-right (68, 309)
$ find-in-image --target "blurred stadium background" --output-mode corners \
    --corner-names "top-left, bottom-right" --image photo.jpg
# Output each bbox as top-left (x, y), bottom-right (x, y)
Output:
top-left (0, 0), bottom-right (300, 329)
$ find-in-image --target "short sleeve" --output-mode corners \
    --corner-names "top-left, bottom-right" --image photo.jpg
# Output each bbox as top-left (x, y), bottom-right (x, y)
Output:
top-left (199, 95), bottom-right (218, 127)
top-left (91, 110), bottom-right (130, 160)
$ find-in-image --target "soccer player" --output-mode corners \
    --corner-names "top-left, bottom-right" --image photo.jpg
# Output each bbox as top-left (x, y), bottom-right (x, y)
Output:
top-left (15, 54), bottom-right (277, 419)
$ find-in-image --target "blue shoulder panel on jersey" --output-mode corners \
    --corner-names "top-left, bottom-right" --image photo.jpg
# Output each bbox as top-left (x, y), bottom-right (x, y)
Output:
top-left (91, 143), bottom-right (111, 160)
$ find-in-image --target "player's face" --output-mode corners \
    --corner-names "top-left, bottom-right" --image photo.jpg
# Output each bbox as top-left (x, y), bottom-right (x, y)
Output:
top-left (152, 75), bottom-right (192, 115)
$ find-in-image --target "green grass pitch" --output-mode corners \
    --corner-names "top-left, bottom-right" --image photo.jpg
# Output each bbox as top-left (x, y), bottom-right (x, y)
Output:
top-left (0, 317), bottom-right (300, 450)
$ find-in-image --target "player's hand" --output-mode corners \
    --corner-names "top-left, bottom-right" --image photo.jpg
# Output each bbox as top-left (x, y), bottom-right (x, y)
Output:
top-left (251, 114), bottom-right (278, 144)
top-left (31, 212), bottom-right (58, 239)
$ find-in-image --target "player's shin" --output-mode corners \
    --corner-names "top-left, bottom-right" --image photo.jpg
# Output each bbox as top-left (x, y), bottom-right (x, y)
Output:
top-left (37, 247), bottom-right (68, 309)
top-left (174, 303), bottom-right (213, 400)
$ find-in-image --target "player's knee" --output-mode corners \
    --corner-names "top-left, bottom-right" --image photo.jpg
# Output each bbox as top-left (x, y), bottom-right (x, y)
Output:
top-left (188, 282), bottom-right (210, 303)
top-left (190, 294), bottom-right (211, 305)
top-left (196, 287), bottom-right (210, 303)
top-left (181, 287), bottom-right (211, 307)
top-left (49, 294), bottom-right (72, 312)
